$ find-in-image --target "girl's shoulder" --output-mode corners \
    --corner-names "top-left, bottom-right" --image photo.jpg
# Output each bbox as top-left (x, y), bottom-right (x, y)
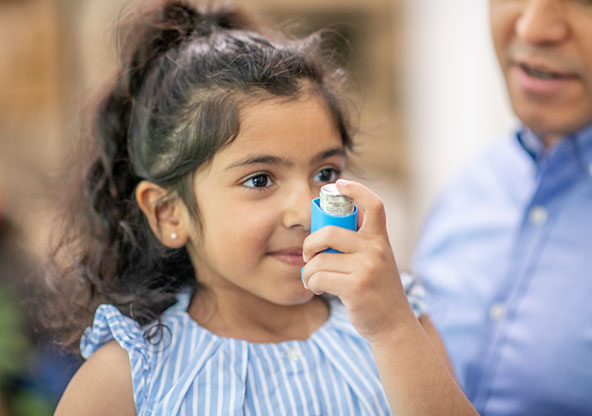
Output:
top-left (56, 341), bottom-right (135, 415)
top-left (79, 291), bottom-right (205, 414)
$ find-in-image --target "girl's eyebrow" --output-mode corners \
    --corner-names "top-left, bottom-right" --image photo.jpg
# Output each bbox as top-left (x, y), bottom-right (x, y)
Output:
top-left (312, 147), bottom-right (346, 163)
top-left (224, 147), bottom-right (346, 170)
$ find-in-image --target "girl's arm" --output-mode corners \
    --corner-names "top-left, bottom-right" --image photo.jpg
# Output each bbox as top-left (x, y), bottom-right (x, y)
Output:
top-left (369, 315), bottom-right (473, 415)
top-left (419, 315), bottom-right (457, 377)
top-left (302, 179), bottom-right (477, 416)
top-left (55, 341), bottom-right (136, 416)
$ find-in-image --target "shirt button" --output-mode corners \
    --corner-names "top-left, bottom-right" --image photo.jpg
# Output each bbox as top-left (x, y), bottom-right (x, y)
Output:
top-left (528, 206), bottom-right (548, 225)
top-left (489, 303), bottom-right (506, 322)
top-left (285, 346), bottom-right (302, 361)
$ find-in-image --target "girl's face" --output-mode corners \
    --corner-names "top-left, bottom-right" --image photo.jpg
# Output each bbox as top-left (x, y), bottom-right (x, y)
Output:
top-left (185, 93), bottom-right (346, 306)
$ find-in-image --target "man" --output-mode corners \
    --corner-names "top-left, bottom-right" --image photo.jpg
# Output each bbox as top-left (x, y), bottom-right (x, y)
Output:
top-left (413, 1), bottom-right (592, 415)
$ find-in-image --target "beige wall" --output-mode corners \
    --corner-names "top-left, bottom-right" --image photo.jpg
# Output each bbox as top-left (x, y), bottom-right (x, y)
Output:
top-left (0, 0), bottom-right (62, 257)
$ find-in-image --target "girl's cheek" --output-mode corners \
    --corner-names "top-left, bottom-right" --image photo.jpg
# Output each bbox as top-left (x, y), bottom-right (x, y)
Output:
top-left (244, 215), bottom-right (275, 241)
top-left (239, 207), bottom-right (277, 243)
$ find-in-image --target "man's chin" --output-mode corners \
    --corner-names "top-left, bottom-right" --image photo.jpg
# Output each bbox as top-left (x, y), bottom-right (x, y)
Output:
top-left (513, 106), bottom-right (591, 139)
top-left (510, 90), bottom-right (592, 137)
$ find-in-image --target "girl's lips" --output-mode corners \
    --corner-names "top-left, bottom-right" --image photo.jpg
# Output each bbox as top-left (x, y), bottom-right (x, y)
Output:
top-left (268, 248), bottom-right (305, 266)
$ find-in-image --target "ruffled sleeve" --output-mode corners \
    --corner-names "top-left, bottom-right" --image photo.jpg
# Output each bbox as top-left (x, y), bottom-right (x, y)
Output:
top-left (80, 304), bottom-right (152, 413)
top-left (401, 272), bottom-right (428, 318)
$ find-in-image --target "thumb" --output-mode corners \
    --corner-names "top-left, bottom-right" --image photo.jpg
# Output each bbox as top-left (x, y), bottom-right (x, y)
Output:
top-left (335, 179), bottom-right (387, 235)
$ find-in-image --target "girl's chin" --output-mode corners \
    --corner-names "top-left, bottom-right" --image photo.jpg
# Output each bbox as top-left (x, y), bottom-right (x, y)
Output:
top-left (271, 288), bottom-right (316, 306)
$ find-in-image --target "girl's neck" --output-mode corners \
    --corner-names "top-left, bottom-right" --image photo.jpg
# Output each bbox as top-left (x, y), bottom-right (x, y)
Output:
top-left (187, 289), bottom-right (330, 343)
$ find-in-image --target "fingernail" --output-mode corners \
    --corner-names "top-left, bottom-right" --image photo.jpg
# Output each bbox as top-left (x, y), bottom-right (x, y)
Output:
top-left (314, 291), bottom-right (325, 296)
top-left (300, 267), bottom-right (308, 289)
top-left (302, 252), bottom-right (308, 263)
top-left (336, 179), bottom-right (352, 187)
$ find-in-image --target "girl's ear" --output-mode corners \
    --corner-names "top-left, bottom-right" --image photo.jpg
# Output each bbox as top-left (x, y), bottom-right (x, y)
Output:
top-left (135, 180), bottom-right (188, 248)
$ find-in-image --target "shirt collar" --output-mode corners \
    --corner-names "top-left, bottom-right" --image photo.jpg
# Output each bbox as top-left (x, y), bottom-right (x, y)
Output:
top-left (516, 126), bottom-right (544, 162)
top-left (516, 124), bottom-right (592, 178)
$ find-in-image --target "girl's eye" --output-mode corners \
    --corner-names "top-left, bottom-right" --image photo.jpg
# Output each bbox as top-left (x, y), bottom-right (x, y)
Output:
top-left (243, 173), bottom-right (273, 189)
top-left (314, 168), bottom-right (340, 183)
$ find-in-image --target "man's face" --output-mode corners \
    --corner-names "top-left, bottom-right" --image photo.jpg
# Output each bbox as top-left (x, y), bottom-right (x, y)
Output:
top-left (490, 0), bottom-right (592, 139)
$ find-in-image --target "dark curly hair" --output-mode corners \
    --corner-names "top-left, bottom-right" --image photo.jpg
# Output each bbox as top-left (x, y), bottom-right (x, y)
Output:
top-left (44, 0), bottom-right (355, 352)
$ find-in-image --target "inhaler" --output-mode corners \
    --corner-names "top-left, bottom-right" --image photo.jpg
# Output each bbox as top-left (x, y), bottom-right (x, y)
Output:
top-left (302, 183), bottom-right (358, 281)
top-left (311, 183), bottom-right (358, 252)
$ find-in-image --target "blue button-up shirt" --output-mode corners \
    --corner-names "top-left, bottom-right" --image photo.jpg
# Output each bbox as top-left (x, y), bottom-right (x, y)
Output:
top-left (413, 125), bottom-right (592, 415)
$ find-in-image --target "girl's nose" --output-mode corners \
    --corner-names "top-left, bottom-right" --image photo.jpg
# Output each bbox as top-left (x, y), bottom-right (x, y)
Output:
top-left (281, 183), bottom-right (313, 231)
top-left (516, 0), bottom-right (568, 45)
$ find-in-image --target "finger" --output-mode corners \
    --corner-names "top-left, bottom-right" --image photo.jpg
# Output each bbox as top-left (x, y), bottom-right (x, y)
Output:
top-left (336, 179), bottom-right (387, 235)
top-left (301, 251), bottom-right (362, 296)
top-left (302, 225), bottom-right (361, 261)
top-left (301, 251), bottom-right (352, 284)
top-left (303, 250), bottom-right (357, 276)
top-left (305, 270), bottom-right (351, 299)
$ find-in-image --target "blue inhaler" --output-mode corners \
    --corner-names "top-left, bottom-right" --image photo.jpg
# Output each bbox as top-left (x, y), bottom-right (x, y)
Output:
top-left (302, 184), bottom-right (357, 281)
top-left (311, 183), bottom-right (358, 252)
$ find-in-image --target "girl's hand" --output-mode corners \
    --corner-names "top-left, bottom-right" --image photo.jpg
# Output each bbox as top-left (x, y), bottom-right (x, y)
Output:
top-left (301, 179), bottom-right (416, 343)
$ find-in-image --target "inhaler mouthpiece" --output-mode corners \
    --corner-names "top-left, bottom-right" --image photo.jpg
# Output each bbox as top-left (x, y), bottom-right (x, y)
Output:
top-left (319, 184), bottom-right (354, 217)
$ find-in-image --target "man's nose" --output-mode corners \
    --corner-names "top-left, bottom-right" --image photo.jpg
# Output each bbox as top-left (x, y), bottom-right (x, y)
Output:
top-left (516, 0), bottom-right (568, 45)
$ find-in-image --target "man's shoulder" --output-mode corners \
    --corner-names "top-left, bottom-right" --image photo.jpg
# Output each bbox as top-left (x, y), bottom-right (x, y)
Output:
top-left (421, 131), bottom-right (532, 232)
top-left (444, 133), bottom-right (530, 197)
top-left (460, 133), bottom-right (525, 178)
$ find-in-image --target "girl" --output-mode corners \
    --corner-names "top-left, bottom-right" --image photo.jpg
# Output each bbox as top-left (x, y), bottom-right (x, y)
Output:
top-left (51, 1), bottom-right (476, 414)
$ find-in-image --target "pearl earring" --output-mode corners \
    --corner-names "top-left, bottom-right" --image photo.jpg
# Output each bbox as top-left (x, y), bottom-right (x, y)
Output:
top-left (170, 232), bottom-right (177, 240)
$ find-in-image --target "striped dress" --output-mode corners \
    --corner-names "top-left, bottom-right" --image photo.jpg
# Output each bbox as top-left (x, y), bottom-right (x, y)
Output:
top-left (81, 283), bottom-right (426, 415)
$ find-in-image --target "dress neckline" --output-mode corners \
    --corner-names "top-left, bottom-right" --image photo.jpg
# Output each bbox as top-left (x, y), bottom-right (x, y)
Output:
top-left (165, 292), bottom-right (344, 347)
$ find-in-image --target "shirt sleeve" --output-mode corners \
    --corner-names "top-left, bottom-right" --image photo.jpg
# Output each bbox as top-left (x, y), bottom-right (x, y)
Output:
top-left (401, 272), bottom-right (428, 318)
top-left (80, 304), bottom-right (152, 412)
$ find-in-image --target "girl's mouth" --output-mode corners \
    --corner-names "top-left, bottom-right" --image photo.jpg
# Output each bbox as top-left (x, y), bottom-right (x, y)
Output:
top-left (268, 248), bottom-right (305, 266)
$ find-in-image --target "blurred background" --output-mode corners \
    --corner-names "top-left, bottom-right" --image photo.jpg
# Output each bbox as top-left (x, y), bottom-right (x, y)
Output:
top-left (0, 0), bottom-right (515, 413)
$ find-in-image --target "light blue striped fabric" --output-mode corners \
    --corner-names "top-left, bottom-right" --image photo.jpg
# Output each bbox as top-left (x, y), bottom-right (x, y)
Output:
top-left (81, 294), bottom-right (401, 415)
top-left (400, 272), bottom-right (427, 318)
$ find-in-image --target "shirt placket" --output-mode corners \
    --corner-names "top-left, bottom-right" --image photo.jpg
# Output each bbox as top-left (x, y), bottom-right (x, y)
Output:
top-left (469, 139), bottom-right (580, 413)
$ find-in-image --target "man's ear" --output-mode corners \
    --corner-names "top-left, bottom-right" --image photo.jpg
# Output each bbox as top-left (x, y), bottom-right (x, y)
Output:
top-left (135, 180), bottom-right (188, 248)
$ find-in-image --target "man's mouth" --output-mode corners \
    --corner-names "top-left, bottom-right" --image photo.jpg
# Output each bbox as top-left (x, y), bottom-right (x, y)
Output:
top-left (518, 62), bottom-right (574, 80)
